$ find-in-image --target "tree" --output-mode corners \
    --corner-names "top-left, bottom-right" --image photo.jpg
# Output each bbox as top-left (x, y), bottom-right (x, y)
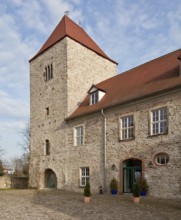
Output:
top-left (9, 122), bottom-right (30, 177)
top-left (19, 122), bottom-right (30, 154)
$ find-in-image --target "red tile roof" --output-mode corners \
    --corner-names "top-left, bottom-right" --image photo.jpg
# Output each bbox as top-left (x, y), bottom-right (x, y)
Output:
top-left (30, 15), bottom-right (117, 63)
top-left (67, 49), bottom-right (181, 120)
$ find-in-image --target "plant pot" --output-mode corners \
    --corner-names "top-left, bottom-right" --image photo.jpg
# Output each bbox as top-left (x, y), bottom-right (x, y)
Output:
top-left (84, 196), bottom-right (91, 203)
top-left (111, 189), bottom-right (118, 195)
top-left (140, 191), bottom-right (147, 196)
top-left (133, 197), bottom-right (140, 203)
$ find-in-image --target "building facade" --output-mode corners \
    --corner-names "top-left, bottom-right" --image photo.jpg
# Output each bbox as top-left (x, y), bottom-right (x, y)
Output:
top-left (29, 15), bottom-right (181, 199)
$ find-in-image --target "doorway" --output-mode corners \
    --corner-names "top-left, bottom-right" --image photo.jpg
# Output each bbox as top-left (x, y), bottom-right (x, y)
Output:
top-left (123, 159), bottom-right (142, 193)
top-left (45, 169), bottom-right (57, 189)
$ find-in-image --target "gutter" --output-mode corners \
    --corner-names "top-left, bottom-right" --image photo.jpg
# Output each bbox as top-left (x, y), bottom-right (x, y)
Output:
top-left (101, 109), bottom-right (107, 192)
top-left (65, 86), bottom-right (181, 121)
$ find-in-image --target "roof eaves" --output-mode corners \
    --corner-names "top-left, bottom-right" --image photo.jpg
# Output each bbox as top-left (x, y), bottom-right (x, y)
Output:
top-left (65, 85), bottom-right (181, 121)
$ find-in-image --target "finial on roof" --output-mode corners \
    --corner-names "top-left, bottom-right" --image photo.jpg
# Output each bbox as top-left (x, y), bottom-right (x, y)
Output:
top-left (64, 11), bottom-right (69, 16)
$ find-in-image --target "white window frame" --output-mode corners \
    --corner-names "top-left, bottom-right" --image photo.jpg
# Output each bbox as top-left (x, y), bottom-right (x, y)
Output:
top-left (80, 167), bottom-right (89, 187)
top-left (91, 91), bottom-right (99, 105)
top-left (74, 125), bottom-right (84, 146)
top-left (150, 107), bottom-right (168, 135)
top-left (120, 115), bottom-right (134, 140)
top-left (155, 153), bottom-right (169, 165)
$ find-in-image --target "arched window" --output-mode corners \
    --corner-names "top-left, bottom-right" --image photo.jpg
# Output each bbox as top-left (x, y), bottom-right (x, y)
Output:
top-left (48, 65), bottom-right (51, 80)
top-left (44, 64), bottom-right (53, 82)
top-left (44, 67), bottom-right (47, 82)
top-left (50, 64), bottom-right (53, 79)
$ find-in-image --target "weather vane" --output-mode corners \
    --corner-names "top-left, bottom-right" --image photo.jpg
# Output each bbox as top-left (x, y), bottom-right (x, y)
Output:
top-left (64, 11), bottom-right (69, 16)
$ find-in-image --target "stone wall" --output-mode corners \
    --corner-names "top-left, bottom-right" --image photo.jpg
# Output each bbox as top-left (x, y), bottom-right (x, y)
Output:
top-left (29, 27), bottom-right (180, 199)
top-left (103, 90), bottom-right (181, 199)
top-left (57, 89), bottom-right (181, 199)
top-left (0, 175), bottom-right (11, 188)
top-left (0, 175), bottom-right (28, 189)
top-left (66, 37), bottom-right (117, 115)
top-left (29, 36), bottom-right (117, 190)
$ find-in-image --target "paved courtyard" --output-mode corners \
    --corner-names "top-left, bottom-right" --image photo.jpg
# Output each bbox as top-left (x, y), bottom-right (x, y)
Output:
top-left (0, 189), bottom-right (180, 220)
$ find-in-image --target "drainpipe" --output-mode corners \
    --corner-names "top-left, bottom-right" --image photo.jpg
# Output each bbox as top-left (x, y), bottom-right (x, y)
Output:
top-left (101, 109), bottom-right (107, 192)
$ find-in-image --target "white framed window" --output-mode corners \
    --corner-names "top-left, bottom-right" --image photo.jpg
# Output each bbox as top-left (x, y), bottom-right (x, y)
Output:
top-left (120, 115), bottom-right (134, 140)
top-left (91, 91), bottom-right (98, 105)
top-left (155, 153), bottom-right (169, 165)
top-left (151, 107), bottom-right (168, 135)
top-left (74, 125), bottom-right (84, 146)
top-left (80, 167), bottom-right (89, 186)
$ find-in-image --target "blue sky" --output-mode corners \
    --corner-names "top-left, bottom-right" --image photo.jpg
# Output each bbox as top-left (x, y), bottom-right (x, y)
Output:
top-left (0, 0), bottom-right (181, 162)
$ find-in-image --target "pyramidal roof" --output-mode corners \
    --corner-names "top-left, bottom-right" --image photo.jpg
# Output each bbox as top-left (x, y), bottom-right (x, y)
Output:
top-left (30, 15), bottom-right (117, 63)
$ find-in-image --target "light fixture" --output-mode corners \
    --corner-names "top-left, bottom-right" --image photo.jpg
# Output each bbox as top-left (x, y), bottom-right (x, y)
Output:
top-left (111, 164), bottom-right (116, 170)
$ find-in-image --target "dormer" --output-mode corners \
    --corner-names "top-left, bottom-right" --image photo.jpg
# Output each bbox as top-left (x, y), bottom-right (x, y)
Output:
top-left (88, 85), bottom-right (106, 105)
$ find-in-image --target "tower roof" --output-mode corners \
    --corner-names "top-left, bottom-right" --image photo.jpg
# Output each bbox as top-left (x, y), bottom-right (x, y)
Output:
top-left (30, 15), bottom-right (117, 63)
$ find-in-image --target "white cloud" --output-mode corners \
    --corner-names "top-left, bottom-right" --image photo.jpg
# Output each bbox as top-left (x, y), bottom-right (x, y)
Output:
top-left (0, 90), bottom-right (29, 118)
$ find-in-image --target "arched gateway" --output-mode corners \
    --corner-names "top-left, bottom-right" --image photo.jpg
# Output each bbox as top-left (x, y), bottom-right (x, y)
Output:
top-left (45, 169), bottom-right (57, 189)
top-left (122, 158), bottom-right (142, 193)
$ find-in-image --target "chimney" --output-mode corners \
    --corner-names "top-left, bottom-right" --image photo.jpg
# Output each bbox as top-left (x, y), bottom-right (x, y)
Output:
top-left (178, 55), bottom-right (181, 77)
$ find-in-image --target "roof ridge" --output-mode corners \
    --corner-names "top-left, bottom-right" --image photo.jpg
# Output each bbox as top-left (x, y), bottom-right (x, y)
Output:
top-left (96, 48), bottom-right (181, 87)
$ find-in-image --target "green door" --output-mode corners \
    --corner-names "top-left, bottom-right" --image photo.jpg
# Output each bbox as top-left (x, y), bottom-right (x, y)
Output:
top-left (123, 166), bottom-right (141, 193)
top-left (45, 169), bottom-right (57, 189)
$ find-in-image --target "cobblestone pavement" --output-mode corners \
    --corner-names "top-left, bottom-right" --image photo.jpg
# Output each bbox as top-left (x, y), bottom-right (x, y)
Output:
top-left (0, 190), bottom-right (180, 220)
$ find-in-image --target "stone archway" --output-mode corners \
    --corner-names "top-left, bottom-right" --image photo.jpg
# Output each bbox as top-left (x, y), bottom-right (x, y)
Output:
top-left (45, 169), bottom-right (57, 189)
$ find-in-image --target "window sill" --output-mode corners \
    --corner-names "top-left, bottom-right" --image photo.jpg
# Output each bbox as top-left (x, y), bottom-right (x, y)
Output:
top-left (148, 132), bottom-right (168, 138)
top-left (119, 138), bottom-right (135, 142)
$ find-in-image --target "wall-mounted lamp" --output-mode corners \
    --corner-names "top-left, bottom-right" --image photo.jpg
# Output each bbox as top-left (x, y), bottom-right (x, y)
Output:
top-left (111, 164), bottom-right (116, 170)
top-left (148, 161), bottom-right (153, 168)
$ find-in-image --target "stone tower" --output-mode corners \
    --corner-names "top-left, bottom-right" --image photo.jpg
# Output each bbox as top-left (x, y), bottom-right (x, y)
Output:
top-left (29, 15), bottom-right (117, 189)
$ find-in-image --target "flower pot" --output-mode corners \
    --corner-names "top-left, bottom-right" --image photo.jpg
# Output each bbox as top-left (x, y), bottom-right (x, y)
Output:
top-left (133, 197), bottom-right (140, 203)
top-left (111, 189), bottom-right (118, 195)
top-left (140, 191), bottom-right (147, 196)
top-left (84, 196), bottom-right (91, 203)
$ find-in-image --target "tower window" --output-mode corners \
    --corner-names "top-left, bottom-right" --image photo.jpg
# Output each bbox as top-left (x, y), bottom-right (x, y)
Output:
top-left (44, 64), bottom-right (53, 82)
top-left (46, 107), bottom-right (49, 116)
top-left (45, 139), bottom-right (50, 155)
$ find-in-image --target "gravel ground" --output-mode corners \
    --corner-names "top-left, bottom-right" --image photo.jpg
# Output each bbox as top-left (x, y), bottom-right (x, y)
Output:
top-left (0, 189), bottom-right (180, 220)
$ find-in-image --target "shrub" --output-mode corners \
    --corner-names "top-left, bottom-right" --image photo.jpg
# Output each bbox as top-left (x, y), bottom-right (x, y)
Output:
top-left (84, 182), bottom-right (91, 197)
top-left (138, 178), bottom-right (149, 193)
top-left (133, 182), bottom-right (141, 197)
top-left (0, 171), bottom-right (4, 176)
top-left (110, 178), bottom-right (118, 190)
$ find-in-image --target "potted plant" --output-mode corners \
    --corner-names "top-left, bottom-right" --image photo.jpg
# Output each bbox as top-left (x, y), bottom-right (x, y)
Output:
top-left (84, 182), bottom-right (91, 203)
top-left (133, 181), bottom-right (141, 203)
top-left (139, 178), bottom-right (149, 196)
top-left (110, 178), bottom-right (118, 195)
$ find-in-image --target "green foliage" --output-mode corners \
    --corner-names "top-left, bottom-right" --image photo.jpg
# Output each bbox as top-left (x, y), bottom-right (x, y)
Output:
top-left (109, 178), bottom-right (118, 190)
top-left (0, 171), bottom-right (4, 176)
top-left (138, 178), bottom-right (149, 193)
top-left (133, 182), bottom-right (141, 197)
top-left (0, 160), bottom-right (4, 176)
top-left (84, 182), bottom-right (91, 197)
